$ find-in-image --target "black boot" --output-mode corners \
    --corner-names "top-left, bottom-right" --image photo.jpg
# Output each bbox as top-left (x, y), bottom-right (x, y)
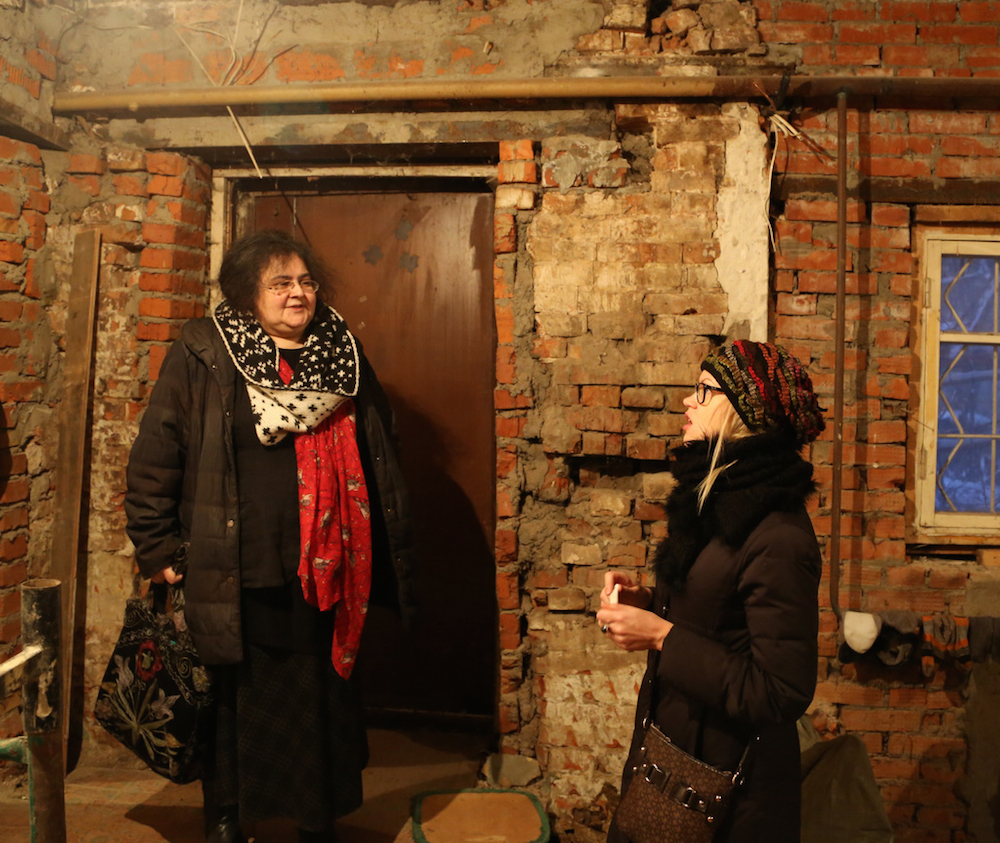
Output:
top-left (205, 805), bottom-right (244, 843)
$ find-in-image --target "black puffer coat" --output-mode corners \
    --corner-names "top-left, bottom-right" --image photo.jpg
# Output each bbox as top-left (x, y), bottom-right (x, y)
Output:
top-left (611, 432), bottom-right (822, 843)
top-left (124, 317), bottom-right (416, 665)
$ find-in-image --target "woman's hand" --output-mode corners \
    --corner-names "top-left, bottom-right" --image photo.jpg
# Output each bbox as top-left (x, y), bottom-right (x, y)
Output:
top-left (601, 571), bottom-right (652, 610)
top-left (596, 603), bottom-right (673, 652)
top-left (150, 565), bottom-right (184, 584)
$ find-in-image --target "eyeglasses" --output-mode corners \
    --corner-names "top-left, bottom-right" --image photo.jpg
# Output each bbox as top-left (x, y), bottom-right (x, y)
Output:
top-left (262, 278), bottom-right (320, 296)
top-left (695, 382), bottom-right (726, 405)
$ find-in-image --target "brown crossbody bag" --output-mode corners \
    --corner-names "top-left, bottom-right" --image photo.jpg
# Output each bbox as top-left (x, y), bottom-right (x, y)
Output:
top-left (614, 717), bottom-right (755, 843)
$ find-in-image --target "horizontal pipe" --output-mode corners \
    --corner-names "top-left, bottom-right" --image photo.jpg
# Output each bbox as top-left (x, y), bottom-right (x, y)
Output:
top-left (52, 74), bottom-right (1000, 115)
top-left (0, 736), bottom-right (27, 765)
top-left (0, 644), bottom-right (43, 680)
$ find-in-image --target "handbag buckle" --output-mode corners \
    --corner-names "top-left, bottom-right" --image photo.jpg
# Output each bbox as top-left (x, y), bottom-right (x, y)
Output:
top-left (640, 761), bottom-right (672, 792)
top-left (672, 784), bottom-right (709, 814)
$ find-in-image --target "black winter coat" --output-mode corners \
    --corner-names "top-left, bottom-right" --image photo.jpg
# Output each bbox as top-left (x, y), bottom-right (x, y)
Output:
top-left (612, 433), bottom-right (822, 843)
top-left (124, 317), bottom-right (416, 665)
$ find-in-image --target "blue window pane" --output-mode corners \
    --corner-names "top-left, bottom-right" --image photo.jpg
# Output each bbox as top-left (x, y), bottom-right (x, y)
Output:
top-left (938, 343), bottom-right (997, 436)
top-left (941, 254), bottom-right (999, 334)
top-left (936, 438), bottom-right (996, 513)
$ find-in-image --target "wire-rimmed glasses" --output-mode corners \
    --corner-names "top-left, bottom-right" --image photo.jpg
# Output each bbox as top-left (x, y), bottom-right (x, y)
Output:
top-left (262, 278), bottom-right (320, 296)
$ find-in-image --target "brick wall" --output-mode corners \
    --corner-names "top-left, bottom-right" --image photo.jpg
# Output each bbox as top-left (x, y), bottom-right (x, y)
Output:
top-left (0, 135), bottom-right (47, 742)
top-left (756, 0), bottom-right (1000, 77)
top-left (4, 0), bottom-right (1000, 838)
top-left (0, 134), bottom-right (211, 763)
top-left (74, 148), bottom-right (212, 763)
top-left (753, 5), bottom-right (1000, 842)
top-left (492, 108), bottom-right (767, 840)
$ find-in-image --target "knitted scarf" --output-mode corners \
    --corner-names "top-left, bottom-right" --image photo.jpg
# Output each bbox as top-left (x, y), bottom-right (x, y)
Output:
top-left (214, 299), bottom-right (360, 445)
top-left (652, 430), bottom-right (817, 593)
top-left (215, 302), bottom-right (372, 679)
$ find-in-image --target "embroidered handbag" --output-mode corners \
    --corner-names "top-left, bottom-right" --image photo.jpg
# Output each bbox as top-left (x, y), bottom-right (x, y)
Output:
top-left (614, 722), bottom-right (753, 843)
top-left (94, 580), bottom-right (212, 784)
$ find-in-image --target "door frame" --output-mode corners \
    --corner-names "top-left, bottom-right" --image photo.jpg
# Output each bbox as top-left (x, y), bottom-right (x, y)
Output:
top-left (209, 164), bottom-right (497, 290)
top-left (209, 162), bottom-right (501, 724)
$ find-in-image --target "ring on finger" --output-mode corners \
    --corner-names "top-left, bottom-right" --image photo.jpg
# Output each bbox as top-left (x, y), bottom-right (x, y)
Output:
top-left (601, 624), bottom-right (610, 634)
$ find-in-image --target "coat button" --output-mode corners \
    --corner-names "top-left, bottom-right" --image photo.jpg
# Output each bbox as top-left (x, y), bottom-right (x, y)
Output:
top-left (227, 519), bottom-right (234, 527)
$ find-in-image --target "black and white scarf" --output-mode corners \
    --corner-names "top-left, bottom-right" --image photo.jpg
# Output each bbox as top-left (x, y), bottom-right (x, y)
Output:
top-left (213, 300), bottom-right (360, 446)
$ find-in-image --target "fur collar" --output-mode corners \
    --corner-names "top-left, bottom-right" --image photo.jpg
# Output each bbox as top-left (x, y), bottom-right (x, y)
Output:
top-left (652, 430), bottom-right (817, 592)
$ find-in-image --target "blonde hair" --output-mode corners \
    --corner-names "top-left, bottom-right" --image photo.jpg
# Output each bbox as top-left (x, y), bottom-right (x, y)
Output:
top-left (696, 402), bottom-right (751, 512)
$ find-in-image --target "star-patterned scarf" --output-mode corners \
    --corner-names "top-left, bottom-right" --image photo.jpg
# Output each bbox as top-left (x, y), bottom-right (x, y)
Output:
top-left (213, 299), bottom-right (361, 445)
top-left (214, 301), bottom-right (372, 679)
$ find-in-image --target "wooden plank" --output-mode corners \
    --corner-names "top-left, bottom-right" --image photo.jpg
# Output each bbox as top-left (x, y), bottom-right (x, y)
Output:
top-left (0, 94), bottom-right (72, 151)
top-left (915, 205), bottom-right (1000, 223)
top-left (50, 230), bottom-right (101, 765)
top-left (773, 175), bottom-right (1000, 205)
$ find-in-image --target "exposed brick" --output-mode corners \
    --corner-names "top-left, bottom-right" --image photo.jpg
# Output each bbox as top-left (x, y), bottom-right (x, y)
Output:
top-left (0, 242), bottom-right (25, 264)
top-left (839, 22), bottom-right (917, 42)
top-left (921, 24), bottom-right (999, 45)
top-left (499, 140), bottom-right (534, 161)
top-left (147, 175), bottom-right (185, 197)
top-left (142, 223), bottom-right (206, 249)
top-left (880, 2), bottom-right (958, 22)
top-left (139, 248), bottom-right (206, 272)
top-left (498, 161), bottom-right (538, 185)
top-left (67, 153), bottom-right (107, 175)
top-left (113, 174), bottom-right (149, 197)
top-left (145, 152), bottom-right (189, 177)
top-left (494, 214), bottom-right (516, 254)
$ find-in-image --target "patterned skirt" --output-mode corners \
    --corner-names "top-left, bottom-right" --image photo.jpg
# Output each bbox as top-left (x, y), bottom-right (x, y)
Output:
top-left (201, 644), bottom-right (369, 831)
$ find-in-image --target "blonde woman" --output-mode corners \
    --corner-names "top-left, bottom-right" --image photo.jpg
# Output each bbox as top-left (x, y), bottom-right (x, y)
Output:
top-left (599, 341), bottom-right (825, 843)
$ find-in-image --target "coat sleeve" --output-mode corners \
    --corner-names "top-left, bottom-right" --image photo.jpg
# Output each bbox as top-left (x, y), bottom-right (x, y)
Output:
top-left (124, 340), bottom-right (193, 579)
top-left (658, 520), bottom-right (821, 727)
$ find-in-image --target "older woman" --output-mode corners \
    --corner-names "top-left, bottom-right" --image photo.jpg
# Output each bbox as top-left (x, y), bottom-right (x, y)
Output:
top-left (599, 341), bottom-right (825, 843)
top-left (125, 229), bottom-right (415, 843)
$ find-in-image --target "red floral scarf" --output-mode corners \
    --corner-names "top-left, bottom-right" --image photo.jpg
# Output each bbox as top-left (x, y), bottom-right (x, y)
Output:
top-left (280, 357), bottom-right (372, 679)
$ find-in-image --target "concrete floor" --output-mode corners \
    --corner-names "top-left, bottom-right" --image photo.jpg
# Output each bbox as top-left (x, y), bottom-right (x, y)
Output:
top-left (0, 728), bottom-right (492, 843)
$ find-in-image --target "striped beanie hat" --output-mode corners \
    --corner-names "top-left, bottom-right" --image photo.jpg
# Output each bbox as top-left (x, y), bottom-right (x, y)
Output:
top-left (701, 340), bottom-right (826, 446)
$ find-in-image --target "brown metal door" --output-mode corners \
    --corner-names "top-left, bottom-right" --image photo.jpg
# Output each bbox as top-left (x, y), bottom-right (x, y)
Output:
top-left (245, 186), bottom-right (497, 719)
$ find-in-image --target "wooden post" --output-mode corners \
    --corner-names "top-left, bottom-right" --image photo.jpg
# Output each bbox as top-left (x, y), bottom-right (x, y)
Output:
top-left (22, 578), bottom-right (67, 843)
top-left (50, 230), bottom-right (101, 765)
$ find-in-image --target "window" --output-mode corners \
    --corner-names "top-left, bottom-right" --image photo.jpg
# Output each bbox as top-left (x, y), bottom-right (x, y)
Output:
top-left (916, 234), bottom-right (1000, 538)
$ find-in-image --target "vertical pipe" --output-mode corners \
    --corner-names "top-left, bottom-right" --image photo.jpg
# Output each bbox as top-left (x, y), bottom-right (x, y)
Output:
top-left (21, 578), bottom-right (66, 843)
top-left (830, 92), bottom-right (848, 624)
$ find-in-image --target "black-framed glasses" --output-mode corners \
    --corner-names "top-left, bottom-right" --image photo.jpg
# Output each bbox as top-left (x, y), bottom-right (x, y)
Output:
top-left (695, 382), bottom-right (726, 405)
top-left (262, 278), bottom-right (320, 296)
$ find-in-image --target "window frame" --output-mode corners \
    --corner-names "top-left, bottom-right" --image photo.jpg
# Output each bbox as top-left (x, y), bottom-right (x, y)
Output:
top-left (914, 231), bottom-right (1000, 540)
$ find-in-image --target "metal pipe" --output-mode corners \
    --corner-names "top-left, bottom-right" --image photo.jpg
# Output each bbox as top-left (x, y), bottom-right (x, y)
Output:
top-left (51, 74), bottom-right (1000, 116)
top-left (0, 737), bottom-right (27, 764)
top-left (21, 578), bottom-right (66, 843)
top-left (829, 92), bottom-right (848, 626)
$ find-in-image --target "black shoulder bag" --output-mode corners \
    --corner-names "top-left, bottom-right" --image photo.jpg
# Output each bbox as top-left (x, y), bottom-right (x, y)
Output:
top-left (94, 576), bottom-right (212, 784)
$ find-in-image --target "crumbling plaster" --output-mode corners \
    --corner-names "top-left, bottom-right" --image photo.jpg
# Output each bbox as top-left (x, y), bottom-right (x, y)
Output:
top-left (56, 0), bottom-right (605, 88)
top-left (715, 101), bottom-right (768, 341)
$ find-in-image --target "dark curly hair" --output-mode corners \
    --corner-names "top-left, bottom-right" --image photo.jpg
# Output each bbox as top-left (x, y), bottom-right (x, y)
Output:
top-left (217, 229), bottom-right (334, 314)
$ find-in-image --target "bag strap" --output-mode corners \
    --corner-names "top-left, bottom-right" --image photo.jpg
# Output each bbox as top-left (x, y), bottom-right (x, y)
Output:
top-left (647, 597), bottom-right (757, 783)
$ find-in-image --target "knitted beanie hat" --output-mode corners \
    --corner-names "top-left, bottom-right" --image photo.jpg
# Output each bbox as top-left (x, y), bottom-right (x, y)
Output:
top-left (701, 340), bottom-right (826, 446)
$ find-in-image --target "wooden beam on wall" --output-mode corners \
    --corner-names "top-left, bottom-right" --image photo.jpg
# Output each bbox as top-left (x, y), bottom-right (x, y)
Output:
top-left (51, 229), bottom-right (101, 763)
top-left (773, 176), bottom-right (1000, 205)
top-left (0, 95), bottom-right (72, 151)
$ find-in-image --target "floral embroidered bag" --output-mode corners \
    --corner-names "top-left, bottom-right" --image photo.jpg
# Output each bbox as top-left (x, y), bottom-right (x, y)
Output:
top-left (94, 581), bottom-right (212, 784)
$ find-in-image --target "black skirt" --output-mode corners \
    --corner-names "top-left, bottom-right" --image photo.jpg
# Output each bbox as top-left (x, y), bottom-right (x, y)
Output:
top-left (202, 643), bottom-right (369, 831)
